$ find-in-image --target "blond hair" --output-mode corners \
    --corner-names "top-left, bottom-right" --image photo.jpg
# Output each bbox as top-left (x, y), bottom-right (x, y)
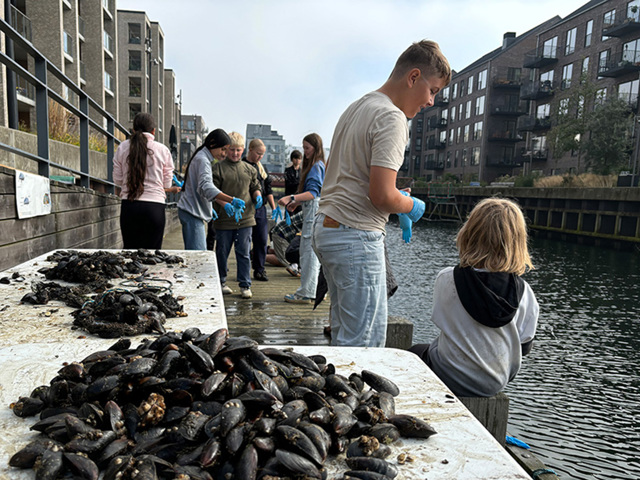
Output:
top-left (249, 138), bottom-right (265, 151)
top-left (391, 40), bottom-right (451, 85)
top-left (228, 131), bottom-right (245, 147)
top-left (456, 198), bottom-right (533, 276)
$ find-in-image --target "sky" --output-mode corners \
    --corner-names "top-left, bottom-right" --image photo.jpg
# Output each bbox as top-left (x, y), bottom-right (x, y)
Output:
top-left (117, 0), bottom-right (590, 147)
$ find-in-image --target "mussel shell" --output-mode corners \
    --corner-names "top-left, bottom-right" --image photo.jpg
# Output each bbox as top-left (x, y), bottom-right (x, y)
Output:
top-left (297, 422), bottom-right (331, 462)
top-left (275, 425), bottom-right (324, 466)
top-left (9, 439), bottom-right (61, 469)
top-left (332, 403), bottom-right (357, 436)
top-left (63, 452), bottom-right (100, 480)
top-left (344, 470), bottom-right (393, 480)
top-left (274, 449), bottom-right (322, 479)
top-left (234, 444), bottom-right (258, 480)
top-left (387, 414), bottom-right (437, 439)
top-left (199, 438), bottom-right (221, 468)
top-left (345, 457), bottom-right (398, 478)
top-left (220, 399), bottom-right (246, 436)
top-left (33, 447), bottom-right (64, 480)
top-left (361, 370), bottom-right (400, 397)
top-left (367, 423), bottom-right (401, 445)
top-left (12, 396), bottom-right (44, 417)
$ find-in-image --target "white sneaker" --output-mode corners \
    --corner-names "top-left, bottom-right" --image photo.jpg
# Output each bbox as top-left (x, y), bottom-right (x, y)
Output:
top-left (221, 283), bottom-right (233, 295)
top-left (241, 288), bottom-right (252, 299)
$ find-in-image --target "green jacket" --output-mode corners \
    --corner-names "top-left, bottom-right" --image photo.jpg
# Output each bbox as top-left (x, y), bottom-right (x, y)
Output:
top-left (212, 159), bottom-right (260, 230)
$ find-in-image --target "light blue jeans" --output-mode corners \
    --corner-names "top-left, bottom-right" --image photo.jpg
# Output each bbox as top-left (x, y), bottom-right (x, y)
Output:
top-left (295, 197), bottom-right (321, 298)
top-left (178, 208), bottom-right (207, 250)
top-left (215, 227), bottom-right (252, 289)
top-left (312, 213), bottom-right (387, 347)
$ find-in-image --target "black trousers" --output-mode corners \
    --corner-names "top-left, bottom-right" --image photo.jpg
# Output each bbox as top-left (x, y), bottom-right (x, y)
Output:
top-left (120, 199), bottom-right (166, 249)
top-left (251, 205), bottom-right (269, 273)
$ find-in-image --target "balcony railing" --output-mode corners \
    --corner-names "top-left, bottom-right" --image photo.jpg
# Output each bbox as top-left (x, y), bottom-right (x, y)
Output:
top-left (425, 160), bottom-right (445, 170)
top-left (428, 116), bottom-right (448, 129)
top-left (598, 48), bottom-right (640, 77)
top-left (103, 31), bottom-right (113, 55)
top-left (486, 155), bottom-right (524, 167)
top-left (488, 131), bottom-right (524, 142)
top-left (520, 80), bottom-right (555, 100)
top-left (492, 67), bottom-right (522, 89)
top-left (602, 12), bottom-right (640, 37)
top-left (523, 45), bottom-right (560, 69)
top-left (434, 93), bottom-right (450, 106)
top-left (9, 4), bottom-right (31, 42)
top-left (489, 101), bottom-right (528, 116)
top-left (518, 115), bottom-right (552, 131)
top-left (427, 138), bottom-right (447, 150)
top-left (619, 91), bottom-right (639, 111)
top-left (63, 31), bottom-right (73, 59)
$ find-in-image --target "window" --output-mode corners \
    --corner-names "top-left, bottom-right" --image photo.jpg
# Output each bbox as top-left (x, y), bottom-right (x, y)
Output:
top-left (450, 106), bottom-right (456, 123)
top-left (473, 121), bottom-right (483, 140)
top-left (467, 76), bottom-right (473, 95)
top-left (582, 56), bottom-right (590, 76)
top-left (63, 31), bottom-right (73, 58)
top-left (598, 50), bottom-right (610, 75)
top-left (458, 104), bottom-right (464, 121)
top-left (532, 135), bottom-right (547, 155)
top-left (577, 95), bottom-right (585, 117)
top-left (103, 30), bottom-right (113, 54)
top-left (629, 0), bottom-right (640, 21)
top-left (439, 130), bottom-right (447, 143)
top-left (559, 98), bottom-right (570, 115)
top-left (129, 103), bottom-right (141, 121)
top-left (475, 95), bottom-right (485, 116)
top-left (477, 69), bottom-right (487, 90)
top-left (540, 69), bottom-right (554, 84)
top-left (446, 151), bottom-right (451, 168)
top-left (129, 50), bottom-right (142, 71)
top-left (543, 36), bottom-right (558, 59)
top-left (464, 125), bottom-right (470, 142)
top-left (618, 79), bottom-right (639, 108)
top-left (562, 63), bottom-right (573, 89)
top-left (129, 77), bottom-right (141, 97)
top-left (457, 126), bottom-right (462, 144)
top-left (565, 27), bottom-right (577, 55)
top-left (415, 138), bottom-right (422, 151)
top-left (440, 86), bottom-right (450, 103)
top-left (595, 87), bottom-right (607, 105)
top-left (585, 20), bottom-right (593, 47)
top-left (507, 67), bottom-right (521, 83)
top-left (449, 128), bottom-right (454, 146)
top-left (104, 72), bottom-right (113, 92)
top-left (454, 150), bottom-right (459, 167)
top-left (128, 23), bottom-right (141, 44)
top-left (462, 148), bottom-right (468, 166)
top-left (441, 109), bottom-right (448, 121)
top-left (465, 100), bottom-right (471, 119)
top-left (459, 80), bottom-right (465, 97)
top-left (471, 147), bottom-right (480, 166)
top-left (603, 10), bottom-right (616, 40)
top-left (623, 39), bottom-right (640, 63)
top-left (452, 83), bottom-right (458, 100)
top-left (413, 156), bottom-right (420, 170)
top-left (537, 104), bottom-right (550, 119)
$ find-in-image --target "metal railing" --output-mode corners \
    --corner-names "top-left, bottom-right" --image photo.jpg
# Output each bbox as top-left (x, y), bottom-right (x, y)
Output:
top-left (0, 16), bottom-right (129, 192)
top-left (9, 4), bottom-right (31, 42)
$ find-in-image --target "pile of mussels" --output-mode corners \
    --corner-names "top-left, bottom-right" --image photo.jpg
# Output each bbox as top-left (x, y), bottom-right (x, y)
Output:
top-left (9, 328), bottom-right (436, 480)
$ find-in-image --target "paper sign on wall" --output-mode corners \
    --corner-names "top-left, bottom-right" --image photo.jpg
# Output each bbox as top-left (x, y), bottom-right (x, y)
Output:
top-left (15, 170), bottom-right (52, 219)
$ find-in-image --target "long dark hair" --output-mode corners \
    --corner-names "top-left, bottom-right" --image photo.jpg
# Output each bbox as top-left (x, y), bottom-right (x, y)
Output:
top-left (298, 133), bottom-right (324, 194)
top-left (182, 129), bottom-right (231, 191)
top-left (126, 112), bottom-right (155, 200)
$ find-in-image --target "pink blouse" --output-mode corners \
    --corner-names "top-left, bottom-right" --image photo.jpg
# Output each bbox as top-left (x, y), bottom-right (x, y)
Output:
top-left (113, 132), bottom-right (174, 204)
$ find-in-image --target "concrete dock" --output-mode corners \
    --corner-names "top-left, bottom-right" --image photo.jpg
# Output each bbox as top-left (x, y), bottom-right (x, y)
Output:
top-left (162, 222), bottom-right (332, 346)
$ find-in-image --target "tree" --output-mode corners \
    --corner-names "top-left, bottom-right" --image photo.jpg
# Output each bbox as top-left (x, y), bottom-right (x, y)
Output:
top-left (584, 96), bottom-right (634, 175)
top-left (547, 73), bottom-right (597, 173)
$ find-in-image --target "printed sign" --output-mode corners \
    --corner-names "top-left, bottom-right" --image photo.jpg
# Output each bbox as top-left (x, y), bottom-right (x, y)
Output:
top-left (15, 170), bottom-right (52, 219)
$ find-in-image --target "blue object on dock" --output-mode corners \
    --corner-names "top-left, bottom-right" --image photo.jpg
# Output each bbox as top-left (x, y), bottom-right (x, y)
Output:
top-left (532, 468), bottom-right (557, 479)
top-left (505, 435), bottom-right (530, 449)
top-left (172, 174), bottom-right (184, 187)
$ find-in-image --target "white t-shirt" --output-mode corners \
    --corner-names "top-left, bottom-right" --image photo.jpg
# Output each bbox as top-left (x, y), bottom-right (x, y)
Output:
top-left (427, 267), bottom-right (539, 397)
top-left (318, 91), bottom-right (409, 232)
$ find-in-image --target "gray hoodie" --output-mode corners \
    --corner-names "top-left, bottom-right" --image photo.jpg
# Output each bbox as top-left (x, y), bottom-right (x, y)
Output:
top-left (177, 148), bottom-right (222, 221)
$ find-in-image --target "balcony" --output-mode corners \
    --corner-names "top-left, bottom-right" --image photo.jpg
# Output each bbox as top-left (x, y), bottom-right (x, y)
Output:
top-left (488, 131), bottom-right (524, 142)
top-left (520, 149), bottom-right (549, 161)
top-left (492, 67), bottom-right (522, 89)
top-left (619, 92), bottom-right (639, 112)
top-left (434, 93), bottom-right (449, 107)
top-left (518, 115), bottom-right (552, 132)
top-left (523, 45), bottom-right (560, 69)
top-left (598, 49), bottom-right (640, 77)
top-left (602, 13), bottom-right (640, 37)
top-left (427, 138), bottom-right (447, 150)
top-left (428, 116), bottom-right (448, 129)
top-left (486, 155), bottom-right (524, 167)
top-left (103, 31), bottom-right (114, 57)
top-left (9, 5), bottom-right (32, 42)
top-left (520, 80), bottom-right (555, 100)
top-left (16, 76), bottom-right (35, 105)
top-left (425, 160), bottom-right (445, 170)
top-left (489, 101), bottom-right (528, 116)
top-left (104, 72), bottom-right (114, 95)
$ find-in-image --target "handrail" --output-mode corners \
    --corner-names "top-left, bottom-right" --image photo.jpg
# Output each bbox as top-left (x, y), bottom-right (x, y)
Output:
top-left (0, 16), bottom-right (130, 192)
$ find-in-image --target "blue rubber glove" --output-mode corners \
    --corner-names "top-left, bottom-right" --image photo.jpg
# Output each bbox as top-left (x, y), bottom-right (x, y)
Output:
top-left (407, 196), bottom-right (426, 223)
top-left (397, 213), bottom-right (412, 243)
top-left (231, 197), bottom-right (245, 210)
top-left (254, 195), bottom-right (263, 210)
top-left (211, 208), bottom-right (218, 221)
top-left (224, 203), bottom-right (235, 218)
top-left (399, 189), bottom-right (409, 197)
top-left (233, 206), bottom-right (243, 223)
top-left (272, 206), bottom-right (282, 222)
top-left (285, 210), bottom-right (291, 226)
top-left (172, 173), bottom-right (184, 187)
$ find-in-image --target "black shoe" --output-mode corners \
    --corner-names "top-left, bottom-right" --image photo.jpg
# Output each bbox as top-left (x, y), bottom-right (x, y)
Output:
top-left (254, 270), bottom-right (269, 281)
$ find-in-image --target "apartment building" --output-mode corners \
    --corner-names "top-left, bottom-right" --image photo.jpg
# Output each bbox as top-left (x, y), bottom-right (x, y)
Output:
top-left (519, 0), bottom-right (640, 176)
top-left (245, 123), bottom-right (287, 173)
top-left (2, 0), bottom-right (119, 128)
top-left (407, 22), bottom-right (561, 184)
top-left (179, 114), bottom-right (206, 172)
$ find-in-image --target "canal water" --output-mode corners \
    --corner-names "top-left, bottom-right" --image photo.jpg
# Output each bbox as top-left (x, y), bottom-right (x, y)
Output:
top-left (386, 221), bottom-right (640, 480)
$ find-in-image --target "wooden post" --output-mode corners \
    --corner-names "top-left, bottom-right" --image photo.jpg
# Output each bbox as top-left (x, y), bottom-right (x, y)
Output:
top-left (385, 315), bottom-right (413, 350)
top-left (459, 393), bottom-right (509, 446)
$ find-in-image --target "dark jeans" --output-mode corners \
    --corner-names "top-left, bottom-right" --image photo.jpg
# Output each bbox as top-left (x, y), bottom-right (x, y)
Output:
top-left (207, 219), bottom-right (216, 251)
top-left (120, 200), bottom-right (165, 249)
top-left (252, 205), bottom-right (269, 273)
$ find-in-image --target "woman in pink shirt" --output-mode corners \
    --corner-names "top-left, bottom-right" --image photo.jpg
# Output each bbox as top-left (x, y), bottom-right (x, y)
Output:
top-left (113, 112), bottom-right (177, 249)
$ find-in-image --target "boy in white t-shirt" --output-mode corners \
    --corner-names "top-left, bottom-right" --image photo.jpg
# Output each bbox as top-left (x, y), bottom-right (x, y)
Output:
top-left (313, 40), bottom-right (451, 347)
